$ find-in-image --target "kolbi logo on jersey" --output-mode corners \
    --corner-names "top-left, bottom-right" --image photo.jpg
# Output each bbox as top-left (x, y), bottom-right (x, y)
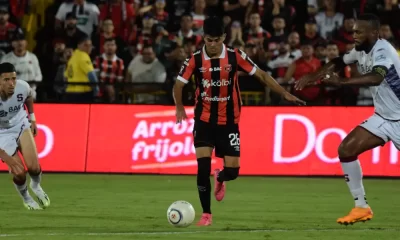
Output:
top-left (201, 78), bottom-right (232, 88)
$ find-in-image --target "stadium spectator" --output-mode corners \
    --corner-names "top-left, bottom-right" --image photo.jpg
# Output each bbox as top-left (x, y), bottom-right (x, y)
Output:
top-left (283, 40), bottom-right (323, 105)
top-left (228, 21), bottom-right (244, 46)
top-left (54, 48), bottom-right (73, 97)
top-left (174, 14), bottom-right (202, 48)
top-left (55, 0), bottom-right (100, 37)
top-left (287, 31), bottom-right (301, 60)
top-left (1, 32), bottom-right (42, 100)
top-left (128, 13), bottom-right (155, 53)
top-left (302, 17), bottom-right (325, 47)
top-left (192, 0), bottom-right (207, 33)
top-left (380, 23), bottom-right (398, 47)
top-left (243, 12), bottom-right (270, 46)
top-left (315, 0), bottom-right (344, 39)
top-left (99, 0), bottom-right (135, 41)
top-left (223, 0), bottom-right (253, 25)
top-left (64, 37), bottom-right (99, 103)
top-left (268, 14), bottom-right (287, 44)
top-left (92, 18), bottom-right (126, 58)
top-left (332, 14), bottom-right (355, 54)
top-left (153, 0), bottom-right (169, 30)
top-left (94, 38), bottom-right (124, 103)
top-left (0, 6), bottom-right (17, 54)
top-left (126, 44), bottom-right (167, 104)
top-left (262, 0), bottom-right (295, 33)
top-left (166, 0), bottom-right (191, 31)
top-left (56, 12), bottom-right (88, 49)
top-left (314, 41), bottom-right (327, 61)
top-left (267, 39), bottom-right (296, 83)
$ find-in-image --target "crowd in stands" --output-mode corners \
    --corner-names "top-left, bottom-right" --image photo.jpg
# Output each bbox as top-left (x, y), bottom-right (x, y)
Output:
top-left (0, 0), bottom-right (399, 105)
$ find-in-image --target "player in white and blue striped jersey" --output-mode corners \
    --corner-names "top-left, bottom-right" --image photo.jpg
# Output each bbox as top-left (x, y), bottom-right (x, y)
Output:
top-left (0, 62), bottom-right (49, 210)
top-left (295, 13), bottom-right (400, 225)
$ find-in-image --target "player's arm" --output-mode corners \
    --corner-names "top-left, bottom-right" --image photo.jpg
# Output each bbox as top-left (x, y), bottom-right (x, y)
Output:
top-left (295, 48), bottom-right (357, 90)
top-left (340, 48), bottom-right (389, 86)
top-left (236, 49), bottom-right (287, 96)
top-left (173, 55), bottom-right (195, 108)
top-left (236, 49), bottom-right (305, 105)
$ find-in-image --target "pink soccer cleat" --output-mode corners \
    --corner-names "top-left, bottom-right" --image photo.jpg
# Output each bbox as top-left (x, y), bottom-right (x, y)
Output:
top-left (214, 169), bottom-right (226, 201)
top-left (196, 213), bottom-right (212, 226)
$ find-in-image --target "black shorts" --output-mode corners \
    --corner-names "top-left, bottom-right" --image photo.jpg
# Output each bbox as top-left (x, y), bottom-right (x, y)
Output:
top-left (193, 120), bottom-right (240, 158)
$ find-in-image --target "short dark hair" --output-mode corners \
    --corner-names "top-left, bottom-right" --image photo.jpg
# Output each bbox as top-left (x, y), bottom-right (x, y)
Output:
top-left (181, 13), bottom-right (193, 21)
top-left (203, 16), bottom-right (224, 37)
top-left (0, 62), bottom-right (16, 75)
top-left (104, 38), bottom-right (115, 44)
top-left (142, 43), bottom-right (154, 51)
top-left (77, 35), bottom-right (90, 45)
top-left (357, 13), bottom-right (380, 30)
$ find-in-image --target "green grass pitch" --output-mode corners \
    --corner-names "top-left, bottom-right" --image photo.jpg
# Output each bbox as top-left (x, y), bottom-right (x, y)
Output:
top-left (0, 173), bottom-right (399, 240)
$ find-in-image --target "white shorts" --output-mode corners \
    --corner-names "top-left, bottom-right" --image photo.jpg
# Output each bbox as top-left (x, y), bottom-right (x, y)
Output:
top-left (0, 118), bottom-right (30, 156)
top-left (360, 114), bottom-right (400, 149)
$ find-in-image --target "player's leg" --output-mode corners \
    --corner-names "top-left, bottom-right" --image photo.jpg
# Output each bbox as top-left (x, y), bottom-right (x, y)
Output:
top-left (214, 124), bottom-right (240, 201)
top-left (336, 116), bottom-right (386, 225)
top-left (193, 120), bottom-right (215, 226)
top-left (18, 128), bottom-right (50, 208)
top-left (0, 130), bottom-right (41, 210)
top-left (9, 153), bottom-right (42, 210)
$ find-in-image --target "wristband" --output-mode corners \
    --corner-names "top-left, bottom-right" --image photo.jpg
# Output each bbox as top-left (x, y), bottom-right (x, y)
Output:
top-left (29, 113), bottom-right (36, 122)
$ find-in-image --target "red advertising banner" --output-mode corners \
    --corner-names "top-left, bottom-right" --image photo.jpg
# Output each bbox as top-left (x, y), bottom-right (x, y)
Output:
top-left (0, 104), bottom-right (89, 172)
top-left (86, 105), bottom-right (400, 176)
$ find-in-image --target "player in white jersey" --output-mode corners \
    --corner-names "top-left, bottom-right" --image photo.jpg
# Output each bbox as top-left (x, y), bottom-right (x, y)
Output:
top-left (295, 14), bottom-right (397, 225)
top-left (0, 62), bottom-right (50, 210)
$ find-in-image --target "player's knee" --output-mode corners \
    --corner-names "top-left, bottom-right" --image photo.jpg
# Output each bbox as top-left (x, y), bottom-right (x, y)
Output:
top-left (224, 167), bottom-right (240, 180)
top-left (338, 142), bottom-right (358, 162)
top-left (13, 170), bottom-right (26, 182)
top-left (27, 165), bottom-right (41, 175)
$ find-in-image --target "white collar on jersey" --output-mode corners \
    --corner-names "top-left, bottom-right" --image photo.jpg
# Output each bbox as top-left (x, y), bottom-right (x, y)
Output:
top-left (101, 53), bottom-right (117, 62)
top-left (203, 44), bottom-right (226, 60)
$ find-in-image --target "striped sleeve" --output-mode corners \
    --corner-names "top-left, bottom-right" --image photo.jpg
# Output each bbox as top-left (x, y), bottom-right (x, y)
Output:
top-left (177, 55), bottom-right (196, 84)
top-left (117, 59), bottom-right (124, 81)
top-left (235, 49), bottom-right (257, 76)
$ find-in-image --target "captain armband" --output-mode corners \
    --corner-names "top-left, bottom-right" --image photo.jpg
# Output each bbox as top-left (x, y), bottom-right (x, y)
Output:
top-left (372, 65), bottom-right (388, 78)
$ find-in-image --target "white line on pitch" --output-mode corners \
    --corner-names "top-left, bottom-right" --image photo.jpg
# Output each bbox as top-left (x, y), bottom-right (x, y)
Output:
top-left (0, 228), bottom-right (399, 237)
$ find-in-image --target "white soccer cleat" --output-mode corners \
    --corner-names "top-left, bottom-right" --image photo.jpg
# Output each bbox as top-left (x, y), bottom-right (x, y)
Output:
top-left (23, 197), bottom-right (43, 210)
top-left (29, 183), bottom-right (50, 208)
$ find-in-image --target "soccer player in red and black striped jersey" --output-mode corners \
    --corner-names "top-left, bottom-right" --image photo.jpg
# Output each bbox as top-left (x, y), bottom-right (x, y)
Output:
top-left (173, 16), bottom-right (305, 226)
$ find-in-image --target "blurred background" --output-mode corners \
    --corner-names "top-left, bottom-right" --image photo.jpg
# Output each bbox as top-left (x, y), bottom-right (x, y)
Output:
top-left (1, 0), bottom-right (399, 106)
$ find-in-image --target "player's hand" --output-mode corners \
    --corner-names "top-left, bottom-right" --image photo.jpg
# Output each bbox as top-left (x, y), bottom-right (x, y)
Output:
top-left (175, 105), bottom-right (187, 124)
top-left (30, 121), bottom-right (38, 137)
top-left (282, 92), bottom-right (306, 105)
top-left (8, 159), bottom-right (25, 176)
top-left (0, 149), bottom-right (24, 175)
top-left (322, 72), bottom-right (342, 86)
top-left (294, 74), bottom-right (319, 91)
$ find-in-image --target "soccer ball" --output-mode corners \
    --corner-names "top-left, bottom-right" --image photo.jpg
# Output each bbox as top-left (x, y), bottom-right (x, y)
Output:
top-left (167, 200), bottom-right (195, 227)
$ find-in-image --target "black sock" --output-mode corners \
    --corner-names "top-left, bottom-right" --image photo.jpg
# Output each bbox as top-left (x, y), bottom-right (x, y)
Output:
top-left (217, 167), bottom-right (239, 183)
top-left (197, 157), bottom-right (211, 214)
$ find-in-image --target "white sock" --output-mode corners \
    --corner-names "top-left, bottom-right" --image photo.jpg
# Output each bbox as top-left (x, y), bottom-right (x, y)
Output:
top-left (14, 180), bottom-right (31, 202)
top-left (341, 160), bottom-right (369, 208)
top-left (29, 171), bottom-right (42, 189)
